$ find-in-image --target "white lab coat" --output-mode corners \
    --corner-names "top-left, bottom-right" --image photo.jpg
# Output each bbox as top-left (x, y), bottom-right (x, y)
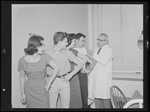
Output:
top-left (88, 44), bottom-right (113, 99)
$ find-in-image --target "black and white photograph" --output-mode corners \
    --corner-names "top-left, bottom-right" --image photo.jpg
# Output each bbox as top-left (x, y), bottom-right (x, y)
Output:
top-left (1, 1), bottom-right (149, 111)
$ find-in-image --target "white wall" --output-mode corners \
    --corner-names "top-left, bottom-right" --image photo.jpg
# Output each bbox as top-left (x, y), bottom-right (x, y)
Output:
top-left (112, 71), bottom-right (143, 97)
top-left (12, 4), bottom-right (88, 108)
top-left (88, 4), bottom-right (143, 71)
top-left (87, 4), bottom-right (143, 101)
top-left (113, 80), bottom-right (143, 98)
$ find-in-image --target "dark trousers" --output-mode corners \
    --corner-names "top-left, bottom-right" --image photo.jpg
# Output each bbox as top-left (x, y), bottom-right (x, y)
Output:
top-left (95, 98), bottom-right (112, 108)
top-left (78, 72), bottom-right (88, 108)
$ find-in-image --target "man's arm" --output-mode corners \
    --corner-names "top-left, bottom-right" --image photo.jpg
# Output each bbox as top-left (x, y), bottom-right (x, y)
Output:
top-left (93, 49), bottom-right (112, 66)
top-left (64, 51), bottom-right (85, 81)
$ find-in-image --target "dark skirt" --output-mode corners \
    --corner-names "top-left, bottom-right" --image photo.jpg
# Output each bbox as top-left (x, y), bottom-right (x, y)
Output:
top-left (25, 79), bottom-right (49, 108)
top-left (70, 74), bottom-right (82, 108)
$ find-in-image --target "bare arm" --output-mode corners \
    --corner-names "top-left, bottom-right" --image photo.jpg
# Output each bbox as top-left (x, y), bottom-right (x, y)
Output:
top-left (19, 70), bottom-right (26, 104)
top-left (65, 57), bottom-right (83, 81)
top-left (19, 70), bottom-right (26, 94)
top-left (45, 60), bottom-right (60, 91)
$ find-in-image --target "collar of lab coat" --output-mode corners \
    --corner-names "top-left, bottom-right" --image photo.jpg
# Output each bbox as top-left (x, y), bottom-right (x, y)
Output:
top-left (99, 44), bottom-right (109, 51)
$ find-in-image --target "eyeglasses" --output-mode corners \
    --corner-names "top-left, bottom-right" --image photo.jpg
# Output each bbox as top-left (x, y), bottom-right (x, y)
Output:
top-left (97, 38), bottom-right (106, 41)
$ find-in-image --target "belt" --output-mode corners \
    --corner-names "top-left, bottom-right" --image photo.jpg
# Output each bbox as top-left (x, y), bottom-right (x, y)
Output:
top-left (56, 72), bottom-right (71, 78)
top-left (56, 74), bottom-right (67, 78)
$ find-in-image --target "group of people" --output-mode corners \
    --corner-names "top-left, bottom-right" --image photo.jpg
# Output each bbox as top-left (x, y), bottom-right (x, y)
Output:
top-left (18, 31), bottom-right (113, 109)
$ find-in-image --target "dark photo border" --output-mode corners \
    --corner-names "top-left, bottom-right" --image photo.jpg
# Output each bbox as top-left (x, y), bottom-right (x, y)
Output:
top-left (1, 1), bottom-right (149, 111)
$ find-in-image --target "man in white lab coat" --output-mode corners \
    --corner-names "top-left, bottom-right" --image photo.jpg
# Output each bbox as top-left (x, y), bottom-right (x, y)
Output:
top-left (88, 33), bottom-right (113, 108)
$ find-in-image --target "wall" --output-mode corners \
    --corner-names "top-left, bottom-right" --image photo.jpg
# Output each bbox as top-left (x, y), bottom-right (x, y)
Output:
top-left (12, 4), bottom-right (88, 108)
top-left (87, 4), bottom-right (143, 102)
top-left (112, 71), bottom-right (143, 97)
top-left (88, 4), bottom-right (143, 71)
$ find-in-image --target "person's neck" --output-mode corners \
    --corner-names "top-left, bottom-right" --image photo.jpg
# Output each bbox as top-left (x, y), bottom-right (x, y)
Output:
top-left (53, 45), bottom-right (62, 52)
top-left (31, 53), bottom-right (39, 58)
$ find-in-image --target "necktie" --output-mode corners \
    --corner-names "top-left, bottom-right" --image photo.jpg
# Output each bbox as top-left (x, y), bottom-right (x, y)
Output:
top-left (97, 47), bottom-right (101, 54)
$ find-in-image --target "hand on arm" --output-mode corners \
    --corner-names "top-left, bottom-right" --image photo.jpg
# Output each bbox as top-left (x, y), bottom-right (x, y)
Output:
top-left (83, 54), bottom-right (97, 73)
top-left (77, 49), bottom-right (94, 74)
top-left (45, 60), bottom-right (59, 91)
top-left (89, 58), bottom-right (97, 71)
top-left (19, 70), bottom-right (26, 105)
top-left (82, 68), bottom-right (91, 74)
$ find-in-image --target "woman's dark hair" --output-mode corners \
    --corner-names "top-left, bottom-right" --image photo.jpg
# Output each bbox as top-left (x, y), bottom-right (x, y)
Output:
top-left (74, 33), bottom-right (85, 40)
top-left (24, 35), bottom-right (43, 55)
top-left (66, 33), bottom-right (75, 47)
top-left (53, 32), bottom-right (68, 45)
top-left (38, 36), bottom-right (44, 41)
top-left (29, 33), bottom-right (44, 41)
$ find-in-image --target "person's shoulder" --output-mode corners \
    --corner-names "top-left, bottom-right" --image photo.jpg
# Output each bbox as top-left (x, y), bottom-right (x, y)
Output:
top-left (45, 48), bottom-right (54, 55)
top-left (69, 48), bottom-right (78, 55)
top-left (107, 45), bottom-right (112, 51)
top-left (69, 48), bottom-right (77, 52)
top-left (80, 47), bottom-right (87, 55)
top-left (64, 49), bottom-right (75, 56)
top-left (83, 47), bottom-right (87, 52)
top-left (19, 56), bottom-right (25, 63)
top-left (45, 48), bottom-right (53, 52)
top-left (42, 53), bottom-right (53, 61)
top-left (43, 52), bottom-right (49, 57)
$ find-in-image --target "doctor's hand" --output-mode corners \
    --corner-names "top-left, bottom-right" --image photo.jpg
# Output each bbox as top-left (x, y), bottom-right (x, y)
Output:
top-left (84, 68), bottom-right (91, 74)
top-left (81, 68), bottom-right (91, 74)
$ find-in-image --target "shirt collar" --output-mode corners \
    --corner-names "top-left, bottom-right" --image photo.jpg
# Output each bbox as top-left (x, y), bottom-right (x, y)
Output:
top-left (100, 44), bottom-right (108, 50)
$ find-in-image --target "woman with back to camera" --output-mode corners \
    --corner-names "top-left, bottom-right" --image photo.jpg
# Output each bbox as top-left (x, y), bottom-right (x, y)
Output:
top-left (18, 35), bottom-right (59, 108)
